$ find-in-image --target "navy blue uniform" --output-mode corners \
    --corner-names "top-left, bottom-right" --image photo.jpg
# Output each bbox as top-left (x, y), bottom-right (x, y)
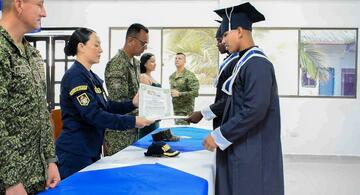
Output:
top-left (55, 61), bottom-right (136, 179)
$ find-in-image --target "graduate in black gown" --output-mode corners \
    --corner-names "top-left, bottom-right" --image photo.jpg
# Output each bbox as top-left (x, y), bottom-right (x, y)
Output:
top-left (186, 23), bottom-right (239, 129)
top-left (202, 3), bottom-right (284, 195)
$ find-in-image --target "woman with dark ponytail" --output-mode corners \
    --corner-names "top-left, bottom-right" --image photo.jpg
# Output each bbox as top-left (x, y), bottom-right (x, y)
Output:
top-left (56, 28), bottom-right (153, 179)
top-left (138, 53), bottom-right (161, 138)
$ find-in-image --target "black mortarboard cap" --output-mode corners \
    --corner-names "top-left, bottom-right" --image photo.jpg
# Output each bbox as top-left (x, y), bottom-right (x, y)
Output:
top-left (214, 2), bottom-right (265, 33)
top-left (215, 20), bottom-right (222, 38)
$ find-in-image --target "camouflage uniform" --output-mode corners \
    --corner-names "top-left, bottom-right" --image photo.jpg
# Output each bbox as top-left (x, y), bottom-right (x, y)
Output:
top-left (169, 69), bottom-right (199, 125)
top-left (0, 27), bottom-right (57, 194)
top-left (104, 49), bottom-right (139, 156)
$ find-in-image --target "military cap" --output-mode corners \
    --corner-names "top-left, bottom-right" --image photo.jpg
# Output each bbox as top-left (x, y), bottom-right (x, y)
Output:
top-left (144, 141), bottom-right (180, 157)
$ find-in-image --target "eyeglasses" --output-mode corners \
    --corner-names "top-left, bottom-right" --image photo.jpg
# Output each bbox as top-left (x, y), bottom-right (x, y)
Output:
top-left (131, 37), bottom-right (148, 48)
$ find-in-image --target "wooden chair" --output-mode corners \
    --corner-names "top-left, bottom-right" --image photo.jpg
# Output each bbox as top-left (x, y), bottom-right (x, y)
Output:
top-left (49, 108), bottom-right (107, 155)
top-left (50, 109), bottom-right (63, 140)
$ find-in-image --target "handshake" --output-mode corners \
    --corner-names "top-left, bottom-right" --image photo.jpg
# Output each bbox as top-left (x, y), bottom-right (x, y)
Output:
top-left (185, 111), bottom-right (203, 124)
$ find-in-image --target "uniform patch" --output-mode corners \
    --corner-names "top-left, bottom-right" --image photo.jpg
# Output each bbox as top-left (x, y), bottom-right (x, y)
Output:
top-left (76, 93), bottom-right (90, 106)
top-left (69, 85), bottom-right (88, 96)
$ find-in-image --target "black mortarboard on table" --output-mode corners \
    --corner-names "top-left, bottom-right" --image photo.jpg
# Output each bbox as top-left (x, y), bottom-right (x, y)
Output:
top-left (214, 2), bottom-right (265, 35)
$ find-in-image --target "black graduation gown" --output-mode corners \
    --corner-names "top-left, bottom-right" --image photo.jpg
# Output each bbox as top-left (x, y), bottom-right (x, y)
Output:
top-left (216, 56), bottom-right (284, 195)
top-left (211, 56), bottom-right (238, 129)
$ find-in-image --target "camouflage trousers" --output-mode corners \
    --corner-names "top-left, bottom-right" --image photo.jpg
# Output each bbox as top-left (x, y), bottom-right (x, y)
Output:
top-left (104, 128), bottom-right (138, 156)
top-left (175, 118), bottom-right (190, 125)
top-left (174, 111), bottom-right (190, 125)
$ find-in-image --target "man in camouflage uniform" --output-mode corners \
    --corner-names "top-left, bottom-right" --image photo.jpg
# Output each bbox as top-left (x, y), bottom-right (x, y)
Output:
top-left (104, 23), bottom-right (149, 156)
top-left (0, 0), bottom-right (60, 194)
top-left (170, 53), bottom-right (199, 125)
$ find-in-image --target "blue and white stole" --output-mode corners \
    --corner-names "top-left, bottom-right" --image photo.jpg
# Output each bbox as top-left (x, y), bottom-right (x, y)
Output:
top-left (214, 52), bottom-right (240, 87)
top-left (222, 47), bottom-right (268, 95)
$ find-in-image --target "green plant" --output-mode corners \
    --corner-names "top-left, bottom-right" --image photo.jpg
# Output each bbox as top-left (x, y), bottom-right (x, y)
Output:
top-left (299, 43), bottom-right (329, 82)
top-left (164, 28), bottom-right (218, 85)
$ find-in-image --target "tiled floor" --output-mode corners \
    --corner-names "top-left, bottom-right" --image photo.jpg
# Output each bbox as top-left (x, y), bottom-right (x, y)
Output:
top-left (159, 122), bottom-right (360, 195)
top-left (284, 155), bottom-right (360, 195)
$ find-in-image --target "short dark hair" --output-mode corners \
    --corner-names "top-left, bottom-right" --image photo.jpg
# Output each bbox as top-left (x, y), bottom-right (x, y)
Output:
top-left (126, 23), bottom-right (149, 39)
top-left (64, 28), bottom-right (95, 56)
top-left (140, 53), bottom-right (154, 73)
top-left (176, 52), bottom-right (186, 57)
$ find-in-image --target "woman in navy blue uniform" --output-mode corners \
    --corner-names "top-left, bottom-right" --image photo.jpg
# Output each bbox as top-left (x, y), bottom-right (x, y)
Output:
top-left (55, 28), bottom-right (153, 179)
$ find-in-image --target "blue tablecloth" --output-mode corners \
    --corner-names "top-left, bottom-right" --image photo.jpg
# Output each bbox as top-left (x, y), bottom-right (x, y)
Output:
top-left (38, 127), bottom-right (212, 195)
top-left (133, 127), bottom-right (211, 152)
top-left (38, 163), bottom-right (208, 195)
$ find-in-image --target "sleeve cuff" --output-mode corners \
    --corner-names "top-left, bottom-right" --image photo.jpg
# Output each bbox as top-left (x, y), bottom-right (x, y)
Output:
top-left (127, 100), bottom-right (136, 109)
top-left (201, 106), bottom-right (217, 120)
top-left (127, 115), bottom-right (136, 130)
top-left (46, 156), bottom-right (58, 164)
top-left (211, 127), bottom-right (232, 150)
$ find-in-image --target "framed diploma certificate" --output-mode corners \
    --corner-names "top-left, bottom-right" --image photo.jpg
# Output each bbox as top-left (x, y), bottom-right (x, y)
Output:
top-left (139, 84), bottom-right (187, 120)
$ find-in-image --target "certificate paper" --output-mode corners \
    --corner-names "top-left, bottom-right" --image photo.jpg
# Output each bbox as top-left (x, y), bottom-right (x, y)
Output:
top-left (139, 84), bottom-right (185, 120)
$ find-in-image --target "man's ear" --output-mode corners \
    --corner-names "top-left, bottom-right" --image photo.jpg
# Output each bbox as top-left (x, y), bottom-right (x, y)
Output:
top-left (237, 27), bottom-right (244, 39)
top-left (14, 0), bottom-right (24, 15)
top-left (126, 37), bottom-right (135, 47)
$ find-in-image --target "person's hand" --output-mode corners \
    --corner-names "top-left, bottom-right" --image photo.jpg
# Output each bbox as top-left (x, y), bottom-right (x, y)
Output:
top-left (140, 74), bottom-right (152, 85)
top-left (135, 116), bottom-right (154, 128)
top-left (203, 135), bottom-right (218, 151)
top-left (132, 92), bottom-right (139, 107)
top-left (171, 89), bottom-right (180, 97)
top-left (186, 111), bottom-right (203, 123)
top-left (6, 183), bottom-right (27, 195)
top-left (46, 162), bottom-right (61, 189)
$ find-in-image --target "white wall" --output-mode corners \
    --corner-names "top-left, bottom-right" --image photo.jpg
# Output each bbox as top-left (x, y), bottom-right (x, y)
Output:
top-left (42, 0), bottom-right (218, 78)
top-left (245, 0), bottom-right (360, 156)
top-left (43, 0), bottom-right (360, 156)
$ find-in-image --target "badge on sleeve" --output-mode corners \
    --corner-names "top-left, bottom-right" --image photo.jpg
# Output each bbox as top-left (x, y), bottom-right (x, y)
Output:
top-left (76, 93), bottom-right (90, 106)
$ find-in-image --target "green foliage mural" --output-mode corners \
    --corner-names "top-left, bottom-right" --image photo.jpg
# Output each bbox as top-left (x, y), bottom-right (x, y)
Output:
top-left (300, 30), bottom-right (357, 83)
top-left (299, 43), bottom-right (329, 82)
top-left (163, 28), bottom-right (218, 85)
